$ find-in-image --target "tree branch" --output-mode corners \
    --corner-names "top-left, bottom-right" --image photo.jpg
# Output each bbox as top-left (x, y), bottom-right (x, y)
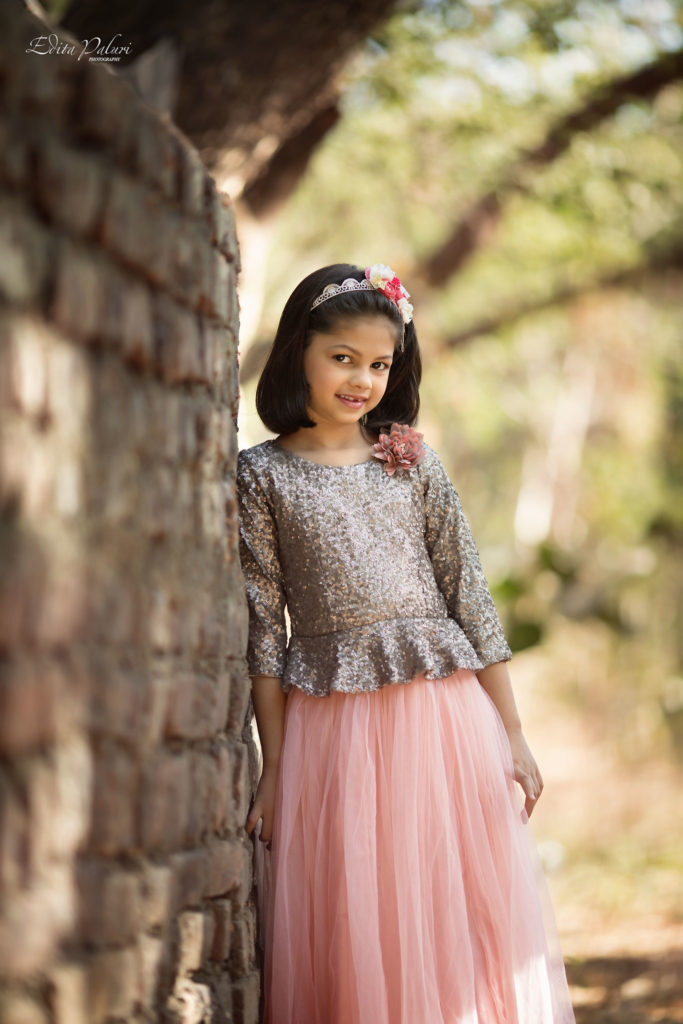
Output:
top-left (422, 47), bottom-right (683, 288)
top-left (441, 238), bottom-right (683, 350)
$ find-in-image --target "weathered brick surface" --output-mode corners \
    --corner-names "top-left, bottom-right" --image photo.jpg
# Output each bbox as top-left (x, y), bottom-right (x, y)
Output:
top-left (0, 5), bottom-right (256, 1023)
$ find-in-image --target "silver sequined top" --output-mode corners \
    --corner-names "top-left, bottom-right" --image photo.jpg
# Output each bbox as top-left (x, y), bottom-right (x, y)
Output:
top-left (236, 437), bottom-right (512, 697)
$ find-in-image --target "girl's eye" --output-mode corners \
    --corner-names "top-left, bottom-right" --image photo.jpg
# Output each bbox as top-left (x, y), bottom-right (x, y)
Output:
top-left (332, 355), bottom-right (391, 371)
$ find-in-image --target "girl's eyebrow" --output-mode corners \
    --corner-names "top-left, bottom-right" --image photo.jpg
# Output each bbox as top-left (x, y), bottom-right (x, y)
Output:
top-left (326, 343), bottom-right (394, 360)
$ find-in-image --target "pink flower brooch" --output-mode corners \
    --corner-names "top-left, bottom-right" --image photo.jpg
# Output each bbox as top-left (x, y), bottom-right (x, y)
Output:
top-left (372, 423), bottom-right (426, 476)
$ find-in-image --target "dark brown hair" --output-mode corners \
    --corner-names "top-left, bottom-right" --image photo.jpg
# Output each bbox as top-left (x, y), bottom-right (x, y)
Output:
top-left (255, 263), bottom-right (421, 441)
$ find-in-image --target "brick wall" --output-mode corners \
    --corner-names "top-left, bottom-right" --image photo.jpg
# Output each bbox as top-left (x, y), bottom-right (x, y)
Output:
top-left (0, 6), bottom-right (258, 1022)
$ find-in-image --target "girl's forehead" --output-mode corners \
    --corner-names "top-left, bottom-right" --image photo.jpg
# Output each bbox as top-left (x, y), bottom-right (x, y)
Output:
top-left (312, 315), bottom-right (399, 349)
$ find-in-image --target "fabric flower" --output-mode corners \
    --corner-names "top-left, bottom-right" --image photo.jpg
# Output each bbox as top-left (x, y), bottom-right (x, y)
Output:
top-left (372, 423), bottom-right (426, 476)
top-left (364, 264), bottom-right (413, 324)
top-left (397, 296), bottom-right (414, 322)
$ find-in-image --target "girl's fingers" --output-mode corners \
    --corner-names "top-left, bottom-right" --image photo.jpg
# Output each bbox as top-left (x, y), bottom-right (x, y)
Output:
top-left (245, 804), bottom-right (274, 843)
top-left (245, 803), bottom-right (262, 835)
top-left (259, 812), bottom-right (273, 843)
top-left (515, 767), bottom-right (540, 818)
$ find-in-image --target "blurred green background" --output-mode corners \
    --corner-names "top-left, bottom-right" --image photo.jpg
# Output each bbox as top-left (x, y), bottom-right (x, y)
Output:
top-left (236, 0), bottom-right (683, 992)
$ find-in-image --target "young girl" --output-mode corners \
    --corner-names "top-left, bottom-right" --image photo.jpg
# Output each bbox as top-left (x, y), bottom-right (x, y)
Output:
top-left (237, 263), bottom-right (575, 1024)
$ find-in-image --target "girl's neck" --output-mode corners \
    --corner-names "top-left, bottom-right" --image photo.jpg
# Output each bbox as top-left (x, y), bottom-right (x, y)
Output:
top-left (282, 424), bottom-right (376, 454)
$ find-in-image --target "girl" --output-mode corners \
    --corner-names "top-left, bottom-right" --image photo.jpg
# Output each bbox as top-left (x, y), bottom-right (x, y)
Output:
top-left (237, 263), bottom-right (575, 1024)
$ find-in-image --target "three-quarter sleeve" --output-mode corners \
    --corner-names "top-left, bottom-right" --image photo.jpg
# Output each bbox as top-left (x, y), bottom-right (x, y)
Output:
top-left (236, 454), bottom-right (288, 678)
top-left (421, 448), bottom-right (512, 667)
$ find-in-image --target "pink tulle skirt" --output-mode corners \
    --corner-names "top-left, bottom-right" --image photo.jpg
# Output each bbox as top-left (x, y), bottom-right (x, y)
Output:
top-left (255, 669), bottom-right (575, 1024)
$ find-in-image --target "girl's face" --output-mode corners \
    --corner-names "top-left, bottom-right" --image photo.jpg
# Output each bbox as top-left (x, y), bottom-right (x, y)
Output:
top-left (303, 316), bottom-right (397, 427)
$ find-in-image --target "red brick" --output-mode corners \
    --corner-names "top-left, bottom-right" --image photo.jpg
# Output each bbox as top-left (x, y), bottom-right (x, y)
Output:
top-left (203, 838), bottom-right (244, 899)
top-left (230, 741), bottom-right (251, 832)
top-left (44, 335), bottom-right (90, 432)
top-left (84, 564), bottom-right (137, 647)
top-left (140, 464), bottom-right (177, 542)
top-left (76, 862), bottom-right (141, 947)
top-left (34, 137), bottom-right (105, 237)
top-left (228, 913), bottom-right (254, 978)
top-left (166, 978), bottom-right (213, 1021)
top-left (0, 197), bottom-right (53, 306)
top-left (86, 948), bottom-right (138, 1024)
top-left (100, 171), bottom-right (171, 286)
top-left (100, 266), bottom-right (155, 367)
top-left (164, 671), bottom-right (210, 737)
top-left (0, 654), bottom-right (54, 756)
top-left (50, 963), bottom-right (89, 1024)
top-left (90, 659), bottom-right (162, 751)
top-left (231, 971), bottom-right (260, 1024)
top-left (89, 743), bottom-right (138, 855)
top-left (0, 862), bottom-right (73, 979)
top-left (31, 551), bottom-right (88, 648)
top-left (0, 773), bottom-right (25, 897)
top-left (213, 670), bottom-right (231, 733)
top-left (217, 194), bottom-right (240, 269)
top-left (168, 220), bottom-right (211, 311)
top-left (210, 742), bottom-right (232, 833)
top-left (140, 862), bottom-right (172, 931)
top-left (176, 141), bottom-right (206, 217)
top-left (176, 909), bottom-right (214, 974)
top-left (209, 251), bottom-right (233, 325)
top-left (134, 105), bottom-right (178, 201)
top-left (177, 393), bottom-right (205, 465)
top-left (5, 316), bottom-right (48, 419)
top-left (0, 991), bottom-right (49, 1024)
top-left (43, 737), bottom-right (91, 858)
top-left (51, 238), bottom-right (107, 344)
top-left (153, 296), bottom-right (203, 385)
top-left (209, 898), bottom-right (232, 962)
top-left (171, 849), bottom-right (207, 910)
top-left (204, 180), bottom-right (224, 246)
top-left (227, 661), bottom-right (251, 738)
top-left (140, 751), bottom-right (190, 852)
top-left (185, 751), bottom-right (214, 845)
top-left (138, 933), bottom-right (165, 1011)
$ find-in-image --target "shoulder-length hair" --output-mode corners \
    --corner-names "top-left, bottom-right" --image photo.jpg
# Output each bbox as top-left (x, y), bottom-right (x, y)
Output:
top-left (255, 263), bottom-right (421, 440)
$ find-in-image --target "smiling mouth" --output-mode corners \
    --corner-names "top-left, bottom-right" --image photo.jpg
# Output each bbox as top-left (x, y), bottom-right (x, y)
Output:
top-left (336, 394), bottom-right (368, 403)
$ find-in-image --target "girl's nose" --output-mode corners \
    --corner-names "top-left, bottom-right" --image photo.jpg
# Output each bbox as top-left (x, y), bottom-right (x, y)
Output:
top-left (349, 366), bottom-right (372, 388)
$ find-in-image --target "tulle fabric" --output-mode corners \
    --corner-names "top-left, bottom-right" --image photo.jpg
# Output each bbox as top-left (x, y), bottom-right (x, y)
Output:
top-left (255, 669), bottom-right (575, 1024)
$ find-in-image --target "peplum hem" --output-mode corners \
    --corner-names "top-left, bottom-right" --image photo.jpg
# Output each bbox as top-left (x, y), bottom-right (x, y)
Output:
top-left (282, 616), bottom-right (511, 696)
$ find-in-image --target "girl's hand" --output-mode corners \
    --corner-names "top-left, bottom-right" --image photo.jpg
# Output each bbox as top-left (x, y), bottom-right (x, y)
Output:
top-left (245, 766), bottom-right (279, 844)
top-left (507, 729), bottom-right (544, 821)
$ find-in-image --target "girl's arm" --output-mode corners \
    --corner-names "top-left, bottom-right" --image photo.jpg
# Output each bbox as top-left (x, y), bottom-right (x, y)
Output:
top-left (245, 674), bottom-right (286, 843)
top-left (476, 660), bottom-right (544, 820)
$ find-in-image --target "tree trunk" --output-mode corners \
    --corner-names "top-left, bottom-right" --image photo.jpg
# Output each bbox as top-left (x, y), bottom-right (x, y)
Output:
top-left (60, 0), bottom-right (400, 208)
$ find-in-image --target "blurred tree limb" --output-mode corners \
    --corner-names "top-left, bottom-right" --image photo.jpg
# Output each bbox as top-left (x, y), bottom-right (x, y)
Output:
top-left (420, 46), bottom-right (683, 289)
top-left (442, 235), bottom-right (683, 349)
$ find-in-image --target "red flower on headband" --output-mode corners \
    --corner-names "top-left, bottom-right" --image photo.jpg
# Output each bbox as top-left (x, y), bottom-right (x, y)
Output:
top-left (381, 277), bottom-right (403, 302)
top-left (372, 423), bottom-right (426, 476)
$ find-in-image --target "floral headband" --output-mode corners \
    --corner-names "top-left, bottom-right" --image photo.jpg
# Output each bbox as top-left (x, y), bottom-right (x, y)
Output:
top-left (310, 264), bottom-right (414, 325)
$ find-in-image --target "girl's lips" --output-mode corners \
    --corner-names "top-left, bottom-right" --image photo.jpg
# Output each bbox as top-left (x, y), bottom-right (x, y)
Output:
top-left (336, 394), bottom-right (367, 408)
